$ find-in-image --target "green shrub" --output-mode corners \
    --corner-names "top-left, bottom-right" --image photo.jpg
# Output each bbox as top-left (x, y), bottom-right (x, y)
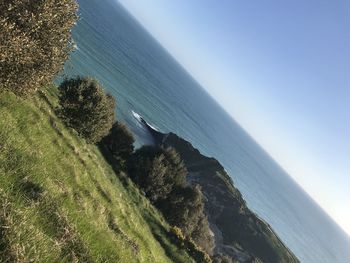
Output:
top-left (169, 226), bottom-right (212, 263)
top-left (0, 0), bottom-right (78, 96)
top-left (102, 121), bottom-right (135, 160)
top-left (58, 77), bottom-right (116, 144)
top-left (191, 210), bottom-right (215, 255)
top-left (160, 185), bottom-right (215, 255)
top-left (127, 145), bottom-right (214, 255)
top-left (126, 146), bottom-right (187, 202)
top-left (170, 226), bottom-right (186, 241)
top-left (160, 186), bottom-right (204, 236)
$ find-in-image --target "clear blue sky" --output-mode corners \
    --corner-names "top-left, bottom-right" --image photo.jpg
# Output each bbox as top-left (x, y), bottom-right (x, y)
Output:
top-left (118, 0), bottom-right (350, 235)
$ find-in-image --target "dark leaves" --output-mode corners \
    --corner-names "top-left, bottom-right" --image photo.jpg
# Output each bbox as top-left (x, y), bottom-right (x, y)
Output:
top-left (57, 76), bottom-right (116, 144)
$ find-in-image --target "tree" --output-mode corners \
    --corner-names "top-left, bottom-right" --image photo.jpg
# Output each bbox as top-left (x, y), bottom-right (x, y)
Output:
top-left (0, 0), bottom-right (78, 96)
top-left (58, 77), bottom-right (115, 144)
top-left (127, 145), bottom-right (214, 255)
top-left (126, 146), bottom-right (187, 202)
top-left (127, 145), bottom-right (214, 254)
top-left (159, 185), bottom-right (214, 254)
top-left (169, 227), bottom-right (212, 263)
top-left (102, 122), bottom-right (135, 160)
top-left (160, 186), bottom-right (203, 235)
top-left (191, 211), bottom-right (215, 255)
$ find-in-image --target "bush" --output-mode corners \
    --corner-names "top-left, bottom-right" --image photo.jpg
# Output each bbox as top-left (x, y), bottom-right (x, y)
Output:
top-left (126, 146), bottom-right (187, 202)
top-left (0, 0), bottom-right (78, 96)
top-left (160, 186), bottom-right (204, 236)
top-left (102, 121), bottom-right (135, 160)
top-left (191, 211), bottom-right (215, 255)
top-left (127, 145), bottom-right (214, 255)
top-left (169, 226), bottom-right (212, 263)
top-left (58, 77), bottom-right (116, 144)
top-left (160, 185), bottom-right (214, 255)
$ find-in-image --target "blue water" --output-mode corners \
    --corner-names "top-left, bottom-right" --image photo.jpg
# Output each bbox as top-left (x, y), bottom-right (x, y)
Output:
top-left (61, 0), bottom-right (350, 262)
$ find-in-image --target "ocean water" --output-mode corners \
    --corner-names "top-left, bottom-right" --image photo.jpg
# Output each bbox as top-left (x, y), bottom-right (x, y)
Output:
top-left (61, 0), bottom-right (350, 262)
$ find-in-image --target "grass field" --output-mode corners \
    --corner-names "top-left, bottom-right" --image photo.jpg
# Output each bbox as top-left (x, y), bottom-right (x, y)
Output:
top-left (0, 86), bottom-right (194, 263)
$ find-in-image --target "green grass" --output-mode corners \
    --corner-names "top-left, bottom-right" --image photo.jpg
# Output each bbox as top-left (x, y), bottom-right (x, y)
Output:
top-left (0, 86), bottom-right (195, 263)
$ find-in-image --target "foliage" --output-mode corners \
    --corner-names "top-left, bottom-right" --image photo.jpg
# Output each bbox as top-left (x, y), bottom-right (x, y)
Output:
top-left (158, 133), bottom-right (300, 263)
top-left (160, 185), bottom-right (215, 255)
top-left (0, 0), bottom-right (78, 96)
top-left (102, 121), bottom-right (135, 160)
top-left (0, 85), bottom-right (195, 263)
top-left (160, 186), bottom-right (205, 235)
top-left (169, 226), bottom-right (212, 263)
top-left (191, 210), bottom-right (215, 255)
top-left (127, 146), bottom-right (187, 202)
top-left (127, 145), bottom-right (214, 255)
top-left (58, 77), bottom-right (116, 144)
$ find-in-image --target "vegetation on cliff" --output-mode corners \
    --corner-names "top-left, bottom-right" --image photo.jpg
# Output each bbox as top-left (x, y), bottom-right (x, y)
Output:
top-left (126, 146), bottom-right (187, 202)
top-left (145, 128), bottom-right (299, 263)
top-left (126, 146), bottom-right (214, 255)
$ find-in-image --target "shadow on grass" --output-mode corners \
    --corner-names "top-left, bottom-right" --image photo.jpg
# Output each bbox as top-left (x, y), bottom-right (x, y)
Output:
top-left (95, 183), bottom-right (112, 204)
top-left (97, 142), bottom-right (133, 190)
top-left (107, 211), bottom-right (140, 255)
top-left (15, 178), bottom-right (44, 202)
top-left (0, 198), bottom-right (16, 263)
top-left (97, 143), bottom-right (122, 173)
top-left (37, 90), bottom-right (56, 112)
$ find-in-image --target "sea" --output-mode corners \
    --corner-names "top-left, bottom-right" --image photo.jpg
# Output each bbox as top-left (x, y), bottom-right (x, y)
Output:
top-left (60, 0), bottom-right (350, 262)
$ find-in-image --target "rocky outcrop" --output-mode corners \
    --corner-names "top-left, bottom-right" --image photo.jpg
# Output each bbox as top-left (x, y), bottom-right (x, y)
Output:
top-left (141, 118), bottom-right (299, 263)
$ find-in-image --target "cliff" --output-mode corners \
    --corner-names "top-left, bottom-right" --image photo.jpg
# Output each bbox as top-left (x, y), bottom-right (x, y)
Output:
top-left (142, 119), bottom-right (299, 263)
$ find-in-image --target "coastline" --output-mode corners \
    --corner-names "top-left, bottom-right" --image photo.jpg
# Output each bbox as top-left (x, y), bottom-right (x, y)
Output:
top-left (135, 113), bottom-right (299, 262)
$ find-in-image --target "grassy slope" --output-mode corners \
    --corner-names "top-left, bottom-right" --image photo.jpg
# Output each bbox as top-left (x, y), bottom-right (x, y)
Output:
top-left (0, 86), bottom-right (194, 263)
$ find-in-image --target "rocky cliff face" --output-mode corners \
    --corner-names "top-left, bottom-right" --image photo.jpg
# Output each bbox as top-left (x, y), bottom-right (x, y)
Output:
top-left (142, 118), bottom-right (299, 263)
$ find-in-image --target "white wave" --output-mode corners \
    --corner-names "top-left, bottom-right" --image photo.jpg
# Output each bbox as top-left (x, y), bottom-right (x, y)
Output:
top-left (131, 110), bottom-right (159, 131)
top-left (131, 110), bottom-right (142, 122)
top-left (147, 123), bottom-right (159, 132)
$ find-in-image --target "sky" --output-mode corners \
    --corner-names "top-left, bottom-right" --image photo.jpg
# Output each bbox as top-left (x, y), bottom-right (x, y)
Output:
top-left (117, 0), bottom-right (350, 235)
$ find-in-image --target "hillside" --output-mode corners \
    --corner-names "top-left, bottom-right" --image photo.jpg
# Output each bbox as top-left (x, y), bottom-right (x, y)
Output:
top-left (0, 86), bottom-right (195, 263)
top-left (142, 120), bottom-right (299, 263)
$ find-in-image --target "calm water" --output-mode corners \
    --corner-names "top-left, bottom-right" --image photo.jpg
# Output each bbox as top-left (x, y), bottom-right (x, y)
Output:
top-left (61, 0), bottom-right (350, 262)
